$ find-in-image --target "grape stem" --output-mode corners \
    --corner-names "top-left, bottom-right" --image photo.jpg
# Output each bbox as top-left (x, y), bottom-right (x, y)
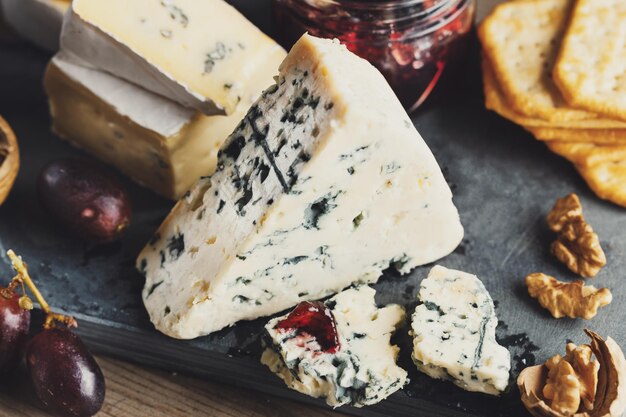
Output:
top-left (0, 276), bottom-right (18, 299)
top-left (6, 250), bottom-right (78, 329)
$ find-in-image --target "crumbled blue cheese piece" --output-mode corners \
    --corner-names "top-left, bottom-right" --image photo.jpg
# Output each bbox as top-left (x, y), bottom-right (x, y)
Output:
top-left (137, 34), bottom-right (463, 339)
top-left (262, 286), bottom-right (407, 407)
top-left (411, 265), bottom-right (511, 395)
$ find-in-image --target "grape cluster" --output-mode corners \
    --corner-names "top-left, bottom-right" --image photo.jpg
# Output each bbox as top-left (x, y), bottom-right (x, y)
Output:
top-left (0, 250), bottom-right (105, 417)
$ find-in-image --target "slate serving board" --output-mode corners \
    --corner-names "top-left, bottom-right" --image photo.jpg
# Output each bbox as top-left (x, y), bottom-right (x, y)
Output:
top-left (1, 2), bottom-right (625, 416)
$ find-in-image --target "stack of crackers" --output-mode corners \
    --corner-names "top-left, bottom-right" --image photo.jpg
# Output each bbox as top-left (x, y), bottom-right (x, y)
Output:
top-left (478, 0), bottom-right (626, 208)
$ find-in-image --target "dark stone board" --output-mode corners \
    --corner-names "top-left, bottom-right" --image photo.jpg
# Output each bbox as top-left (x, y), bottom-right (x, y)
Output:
top-left (0, 4), bottom-right (625, 417)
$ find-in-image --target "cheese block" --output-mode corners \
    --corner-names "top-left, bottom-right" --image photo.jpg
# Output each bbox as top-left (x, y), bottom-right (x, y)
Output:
top-left (44, 48), bottom-right (285, 200)
top-left (137, 34), bottom-right (464, 339)
top-left (411, 266), bottom-right (510, 395)
top-left (261, 286), bottom-right (407, 407)
top-left (61, 0), bottom-right (283, 115)
top-left (1, 0), bottom-right (69, 51)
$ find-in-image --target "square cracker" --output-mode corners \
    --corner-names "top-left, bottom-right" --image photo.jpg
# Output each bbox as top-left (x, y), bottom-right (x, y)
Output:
top-left (482, 56), bottom-right (626, 132)
top-left (547, 141), bottom-right (626, 207)
top-left (553, 0), bottom-right (626, 122)
top-left (526, 126), bottom-right (626, 144)
top-left (478, 0), bottom-right (598, 122)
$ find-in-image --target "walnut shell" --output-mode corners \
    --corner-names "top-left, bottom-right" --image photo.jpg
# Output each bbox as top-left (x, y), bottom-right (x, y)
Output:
top-left (518, 330), bottom-right (626, 417)
top-left (0, 116), bottom-right (19, 205)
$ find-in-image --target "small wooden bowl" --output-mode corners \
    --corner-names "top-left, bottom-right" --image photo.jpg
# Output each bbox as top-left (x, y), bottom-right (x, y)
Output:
top-left (0, 115), bottom-right (20, 206)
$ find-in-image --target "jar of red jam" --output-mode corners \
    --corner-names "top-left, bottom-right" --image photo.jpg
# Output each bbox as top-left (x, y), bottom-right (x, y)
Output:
top-left (272, 0), bottom-right (476, 112)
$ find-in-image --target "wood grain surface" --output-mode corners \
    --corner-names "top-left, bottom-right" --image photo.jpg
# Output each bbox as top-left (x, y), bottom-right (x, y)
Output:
top-left (0, 355), bottom-right (344, 417)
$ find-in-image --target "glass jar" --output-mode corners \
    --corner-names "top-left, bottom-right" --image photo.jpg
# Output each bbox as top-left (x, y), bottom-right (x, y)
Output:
top-left (272, 0), bottom-right (476, 112)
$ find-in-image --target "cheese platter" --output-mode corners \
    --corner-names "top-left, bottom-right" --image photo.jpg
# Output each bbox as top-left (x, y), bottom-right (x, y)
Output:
top-left (0, 0), bottom-right (625, 416)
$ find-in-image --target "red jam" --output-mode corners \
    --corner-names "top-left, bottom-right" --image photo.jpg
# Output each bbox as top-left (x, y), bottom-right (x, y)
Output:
top-left (276, 301), bottom-right (341, 353)
top-left (273, 0), bottom-right (476, 112)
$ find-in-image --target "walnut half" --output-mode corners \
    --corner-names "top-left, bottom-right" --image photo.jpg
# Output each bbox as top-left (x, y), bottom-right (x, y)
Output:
top-left (547, 194), bottom-right (606, 278)
top-left (0, 116), bottom-right (19, 206)
top-left (543, 344), bottom-right (599, 414)
top-left (518, 330), bottom-right (626, 417)
top-left (526, 273), bottom-right (612, 320)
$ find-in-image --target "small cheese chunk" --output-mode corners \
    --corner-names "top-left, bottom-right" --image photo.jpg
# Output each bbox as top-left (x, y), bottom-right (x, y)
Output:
top-left (137, 34), bottom-right (463, 339)
top-left (262, 286), bottom-right (407, 407)
top-left (411, 265), bottom-right (511, 395)
top-left (44, 49), bottom-right (284, 199)
top-left (61, 0), bottom-right (283, 115)
top-left (1, 0), bottom-right (69, 51)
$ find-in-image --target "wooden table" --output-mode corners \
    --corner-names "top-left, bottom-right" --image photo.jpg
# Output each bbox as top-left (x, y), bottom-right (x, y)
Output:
top-left (0, 355), bottom-right (345, 417)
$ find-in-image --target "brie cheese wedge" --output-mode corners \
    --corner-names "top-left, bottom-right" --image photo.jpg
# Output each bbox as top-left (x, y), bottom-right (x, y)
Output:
top-left (61, 0), bottom-right (284, 115)
top-left (45, 48), bottom-right (285, 199)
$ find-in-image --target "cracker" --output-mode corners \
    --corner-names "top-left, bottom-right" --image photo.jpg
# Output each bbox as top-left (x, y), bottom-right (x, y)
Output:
top-left (554, 0), bottom-right (626, 122)
top-left (478, 0), bottom-right (599, 122)
top-left (482, 56), bottom-right (626, 130)
top-left (527, 126), bottom-right (626, 144)
top-left (546, 142), bottom-right (596, 165)
top-left (547, 141), bottom-right (626, 207)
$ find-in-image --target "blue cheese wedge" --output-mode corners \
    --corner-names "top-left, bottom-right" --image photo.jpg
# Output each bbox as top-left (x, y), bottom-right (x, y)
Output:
top-left (44, 49), bottom-right (284, 199)
top-left (1, 0), bottom-right (68, 51)
top-left (137, 34), bottom-right (464, 339)
top-left (261, 286), bottom-right (407, 407)
top-left (411, 266), bottom-right (510, 395)
top-left (61, 0), bottom-right (283, 115)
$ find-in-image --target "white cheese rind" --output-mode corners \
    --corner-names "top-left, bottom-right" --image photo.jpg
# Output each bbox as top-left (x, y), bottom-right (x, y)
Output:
top-left (1, 0), bottom-right (68, 51)
top-left (137, 34), bottom-right (464, 339)
top-left (45, 48), bottom-right (285, 199)
top-left (261, 286), bottom-right (407, 407)
top-left (52, 53), bottom-right (195, 137)
top-left (61, 0), bottom-right (282, 115)
top-left (411, 265), bottom-right (511, 395)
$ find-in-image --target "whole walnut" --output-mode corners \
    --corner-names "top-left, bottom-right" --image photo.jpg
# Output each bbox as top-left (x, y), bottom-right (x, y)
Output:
top-left (518, 330), bottom-right (626, 417)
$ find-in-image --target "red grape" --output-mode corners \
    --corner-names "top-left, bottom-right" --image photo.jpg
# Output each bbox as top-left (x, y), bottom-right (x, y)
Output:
top-left (26, 328), bottom-right (105, 417)
top-left (38, 158), bottom-right (132, 243)
top-left (0, 292), bottom-right (30, 373)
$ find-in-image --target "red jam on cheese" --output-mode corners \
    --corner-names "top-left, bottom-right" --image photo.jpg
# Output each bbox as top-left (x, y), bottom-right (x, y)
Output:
top-left (273, 0), bottom-right (476, 112)
top-left (275, 301), bottom-right (341, 353)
